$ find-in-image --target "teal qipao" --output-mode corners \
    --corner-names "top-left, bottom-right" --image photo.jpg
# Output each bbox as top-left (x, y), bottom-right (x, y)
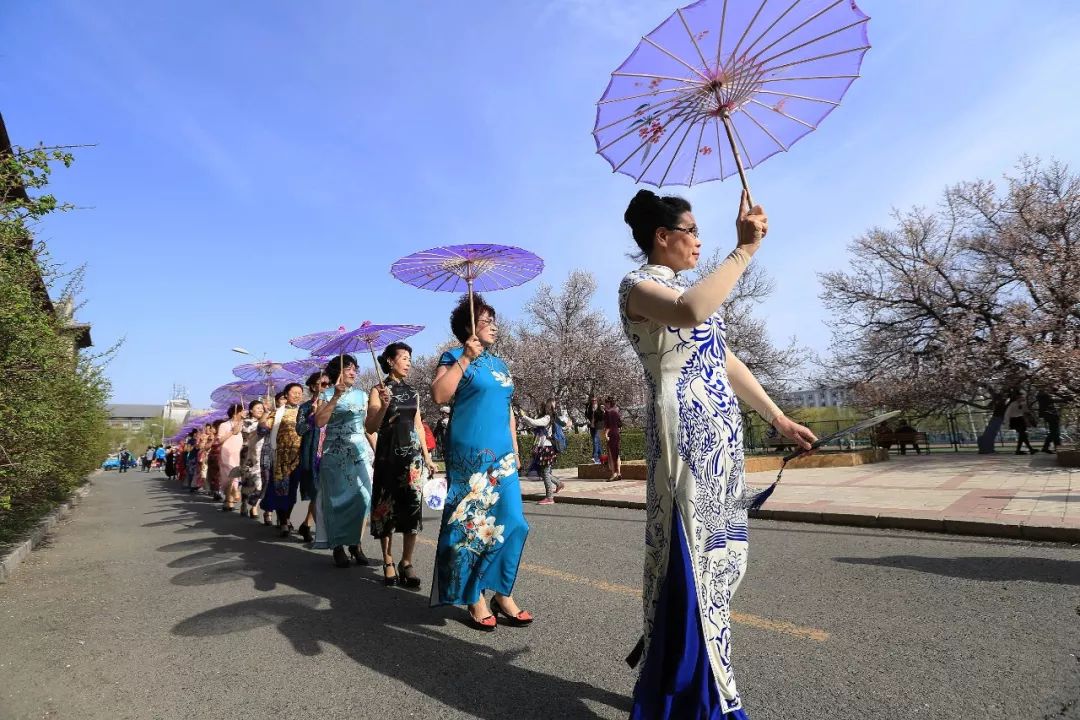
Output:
top-left (431, 348), bottom-right (528, 607)
top-left (313, 386), bottom-right (373, 549)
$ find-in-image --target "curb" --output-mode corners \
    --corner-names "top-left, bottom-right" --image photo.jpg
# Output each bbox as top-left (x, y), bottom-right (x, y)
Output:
top-left (0, 474), bottom-right (97, 584)
top-left (522, 493), bottom-right (1080, 543)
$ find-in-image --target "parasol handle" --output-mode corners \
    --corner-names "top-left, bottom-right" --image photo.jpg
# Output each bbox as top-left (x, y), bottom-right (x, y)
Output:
top-left (720, 113), bottom-right (755, 208)
top-left (467, 276), bottom-right (476, 339)
top-left (367, 342), bottom-right (383, 388)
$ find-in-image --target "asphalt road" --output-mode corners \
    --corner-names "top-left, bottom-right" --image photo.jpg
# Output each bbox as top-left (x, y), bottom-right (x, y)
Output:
top-left (0, 470), bottom-right (1077, 720)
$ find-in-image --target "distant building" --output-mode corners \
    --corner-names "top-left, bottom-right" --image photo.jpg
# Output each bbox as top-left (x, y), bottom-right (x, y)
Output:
top-left (781, 386), bottom-right (852, 409)
top-left (107, 404), bottom-right (162, 431)
top-left (162, 397), bottom-right (191, 424)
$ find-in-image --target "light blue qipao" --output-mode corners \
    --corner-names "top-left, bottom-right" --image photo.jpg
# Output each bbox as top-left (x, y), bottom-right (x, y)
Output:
top-left (312, 386), bottom-right (373, 549)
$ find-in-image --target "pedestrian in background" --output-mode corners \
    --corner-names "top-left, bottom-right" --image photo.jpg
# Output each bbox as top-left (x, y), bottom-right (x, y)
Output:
top-left (1004, 391), bottom-right (1036, 455)
top-left (588, 394), bottom-right (605, 464)
top-left (604, 396), bottom-right (623, 481)
top-left (1037, 390), bottom-right (1061, 454)
top-left (518, 398), bottom-right (565, 505)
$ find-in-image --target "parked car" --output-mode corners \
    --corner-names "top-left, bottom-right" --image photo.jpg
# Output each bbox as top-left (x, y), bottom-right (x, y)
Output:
top-left (101, 456), bottom-right (121, 470)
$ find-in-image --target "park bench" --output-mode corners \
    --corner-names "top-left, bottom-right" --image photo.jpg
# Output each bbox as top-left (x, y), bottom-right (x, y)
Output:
top-left (874, 431), bottom-right (930, 453)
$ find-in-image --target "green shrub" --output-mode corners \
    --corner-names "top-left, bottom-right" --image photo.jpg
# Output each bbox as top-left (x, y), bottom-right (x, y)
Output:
top-left (519, 429), bottom-right (645, 469)
top-left (0, 143), bottom-right (111, 546)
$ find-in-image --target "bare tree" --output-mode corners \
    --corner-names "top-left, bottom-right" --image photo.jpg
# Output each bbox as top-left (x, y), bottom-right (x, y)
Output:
top-left (499, 270), bottom-right (644, 425)
top-left (819, 158), bottom-right (1080, 449)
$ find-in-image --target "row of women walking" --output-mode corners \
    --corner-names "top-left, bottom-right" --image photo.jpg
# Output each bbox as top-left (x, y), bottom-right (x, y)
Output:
top-left (170, 293), bottom-right (534, 628)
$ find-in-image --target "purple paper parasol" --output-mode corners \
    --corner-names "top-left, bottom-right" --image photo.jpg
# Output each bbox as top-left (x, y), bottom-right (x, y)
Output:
top-left (594, 0), bottom-right (870, 197)
top-left (391, 244), bottom-right (543, 294)
top-left (307, 321), bottom-right (424, 380)
top-left (391, 244), bottom-right (543, 333)
top-left (290, 326), bottom-right (349, 353)
top-left (281, 356), bottom-right (333, 377)
top-left (232, 360), bottom-right (290, 382)
top-left (210, 379), bottom-right (284, 405)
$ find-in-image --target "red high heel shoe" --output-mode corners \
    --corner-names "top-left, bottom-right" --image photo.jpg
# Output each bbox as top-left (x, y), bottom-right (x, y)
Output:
top-left (466, 609), bottom-right (497, 632)
top-left (490, 596), bottom-right (533, 626)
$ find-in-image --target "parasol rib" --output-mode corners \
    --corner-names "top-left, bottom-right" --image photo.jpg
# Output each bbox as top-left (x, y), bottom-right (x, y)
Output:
top-left (595, 92), bottom-right (687, 135)
top-left (727, 0), bottom-right (769, 66)
top-left (748, 98), bottom-right (816, 128)
top-left (637, 108), bottom-right (705, 182)
top-left (756, 18), bottom-right (871, 68)
top-left (657, 112), bottom-right (706, 186)
top-left (737, 0), bottom-right (806, 65)
top-left (739, 106), bottom-right (790, 152)
top-left (754, 89), bottom-right (839, 105)
top-left (676, 8), bottom-right (711, 72)
top-left (687, 121), bottom-right (708, 185)
top-left (641, 37), bottom-right (712, 82)
top-left (612, 71), bottom-right (698, 83)
top-left (761, 46), bottom-right (871, 76)
top-left (598, 85), bottom-right (688, 105)
top-left (746, 0), bottom-right (843, 65)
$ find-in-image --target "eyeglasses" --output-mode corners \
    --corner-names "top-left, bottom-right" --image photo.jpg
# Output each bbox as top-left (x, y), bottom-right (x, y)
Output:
top-left (665, 225), bottom-right (700, 237)
top-left (318, 381), bottom-right (330, 387)
top-left (477, 317), bottom-right (497, 328)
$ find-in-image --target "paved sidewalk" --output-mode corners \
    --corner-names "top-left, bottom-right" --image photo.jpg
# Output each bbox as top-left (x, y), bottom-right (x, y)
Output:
top-left (519, 453), bottom-right (1079, 542)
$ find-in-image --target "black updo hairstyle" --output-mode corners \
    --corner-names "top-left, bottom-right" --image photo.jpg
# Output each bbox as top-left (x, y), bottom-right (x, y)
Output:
top-left (247, 399), bottom-right (263, 413)
top-left (623, 189), bottom-right (693, 260)
top-left (305, 370), bottom-right (324, 391)
top-left (378, 342), bottom-right (413, 374)
top-left (226, 403), bottom-right (243, 419)
top-left (324, 354), bottom-right (358, 383)
top-left (450, 293), bottom-right (496, 344)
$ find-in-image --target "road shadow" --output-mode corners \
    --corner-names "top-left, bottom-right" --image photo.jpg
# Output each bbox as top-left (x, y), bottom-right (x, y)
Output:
top-left (834, 555), bottom-right (1080, 586)
top-left (157, 485), bottom-right (631, 719)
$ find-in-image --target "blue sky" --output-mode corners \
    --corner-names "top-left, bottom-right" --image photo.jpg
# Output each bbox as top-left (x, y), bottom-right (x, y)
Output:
top-left (3, 0), bottom-right (1079, 407)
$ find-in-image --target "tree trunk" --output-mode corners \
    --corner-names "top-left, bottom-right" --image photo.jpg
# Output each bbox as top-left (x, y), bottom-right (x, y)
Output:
top-left (977, 397), bottom-right (1006, 454)
top-left (977, 415), bottom-right (1002, 454)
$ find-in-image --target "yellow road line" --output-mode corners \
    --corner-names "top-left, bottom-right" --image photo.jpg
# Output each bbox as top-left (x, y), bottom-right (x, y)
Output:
top-left (415, 536), bottom-right (828, 642)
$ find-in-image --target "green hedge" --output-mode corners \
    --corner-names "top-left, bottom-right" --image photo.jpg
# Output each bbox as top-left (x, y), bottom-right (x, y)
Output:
top-left (519, 429), bottom-right (645, 469)
top-left (0, 242), bottom-right (111, 547)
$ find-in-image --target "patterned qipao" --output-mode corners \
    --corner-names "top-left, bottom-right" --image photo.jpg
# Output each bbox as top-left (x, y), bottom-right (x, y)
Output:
top-left (431, 348), bottom-right (528, 607)
top-left (371, 379), bottom-right (425, 537)
top-left (619, 264), bottom-right (769, 719)
top-left (313, 386), bottom-right (373, 549)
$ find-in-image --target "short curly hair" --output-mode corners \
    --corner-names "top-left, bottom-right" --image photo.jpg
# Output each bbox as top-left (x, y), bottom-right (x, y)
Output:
top-left (450, 293), bottom-right (496, 343)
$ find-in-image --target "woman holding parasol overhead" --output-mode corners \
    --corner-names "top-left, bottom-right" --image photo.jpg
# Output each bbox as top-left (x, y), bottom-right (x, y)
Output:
top-left (619, 189), bottom-right (815, 717)
top-left (430, 295), bottom-right (533, 631)
top-left (311, 355), bottom-right (375, 568)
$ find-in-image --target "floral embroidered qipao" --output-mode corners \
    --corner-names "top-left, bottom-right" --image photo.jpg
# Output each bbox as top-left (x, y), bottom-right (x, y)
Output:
top-left (431, 348), bottom-right (528, 607)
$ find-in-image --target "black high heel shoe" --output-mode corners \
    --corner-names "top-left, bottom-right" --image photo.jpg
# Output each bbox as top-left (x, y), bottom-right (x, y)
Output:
top-left (383, 562), bottom-right (398, 587)
top-left (297, 523), bottom-right (313, 543)
top-left (279, 521), bottom-right (293, 538)
top-left (332, 546), bottom-right (351, 568)
top-left (348, 545), bottom-right (369, 566)
top-left (397, 562), bottom-right (421, 590)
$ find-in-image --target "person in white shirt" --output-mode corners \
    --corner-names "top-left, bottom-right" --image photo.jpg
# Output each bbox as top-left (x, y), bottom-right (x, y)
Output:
top-left (1003, 391), bottom-right (1035, 455)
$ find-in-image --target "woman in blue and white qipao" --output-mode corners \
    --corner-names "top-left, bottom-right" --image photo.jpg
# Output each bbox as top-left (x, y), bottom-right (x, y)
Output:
top-left (619, 189), bottom-right (816, 719)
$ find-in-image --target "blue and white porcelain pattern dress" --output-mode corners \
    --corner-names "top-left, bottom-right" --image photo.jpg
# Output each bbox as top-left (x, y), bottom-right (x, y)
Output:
top-left (620, 263), bottom-right (771, 719)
